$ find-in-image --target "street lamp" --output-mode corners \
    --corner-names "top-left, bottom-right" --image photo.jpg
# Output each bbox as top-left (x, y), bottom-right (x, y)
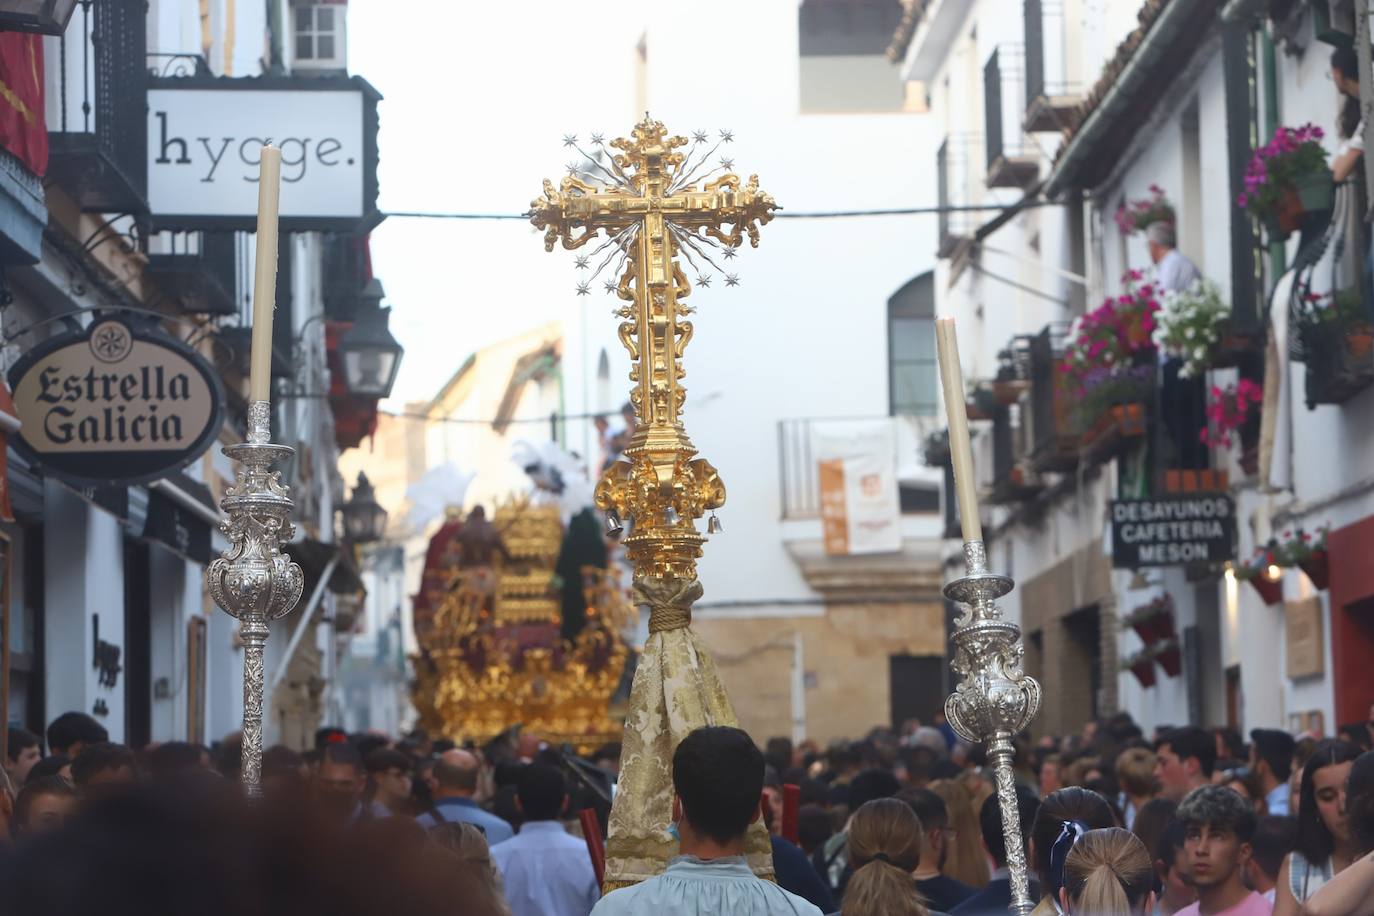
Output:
top-left (338, 297), bottom-right (403, 399)
top-left (0, 0), bottom-right (79, 34)
top-left (340, 471), bottom-right (387, 544)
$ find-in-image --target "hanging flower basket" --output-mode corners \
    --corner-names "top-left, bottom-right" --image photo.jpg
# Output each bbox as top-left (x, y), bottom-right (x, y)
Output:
top-left (1125, 654), bottom-right (1157, 688)
top-left (1299, 550), bottom-right (1330, 590)
top-left (1124, 595), bottom-right (1177, 645)
top-left (1154, 639), bottom-right (1183, 678)
top-left (1238, 125), bottom-right (1332, 241)
top-left (1248, 575), bottom-right (1283, 605)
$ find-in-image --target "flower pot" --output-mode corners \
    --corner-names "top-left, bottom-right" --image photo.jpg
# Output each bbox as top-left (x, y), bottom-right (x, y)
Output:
top-left (1248, 575), bottom-right (1283, 606)
top-left (1275, 188), bottom-right (1307, 235)
top-left (1347, 331), bottom-right (1374, 359)
top-left (1296, 169), bottom-right (1336, 212)
top-left (1129, 658), bottom-right (1157, 688)
top-left (1131, 615), bottom-right (1174, 645)
top-left (1298, 549), bottom-right (1330, 590)
top-left (1157, 644), bottom-right (1183, 678)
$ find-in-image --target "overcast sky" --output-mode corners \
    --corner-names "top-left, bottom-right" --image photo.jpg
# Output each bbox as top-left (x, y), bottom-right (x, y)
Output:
top-left (348, 3), bottom-right (641, 407)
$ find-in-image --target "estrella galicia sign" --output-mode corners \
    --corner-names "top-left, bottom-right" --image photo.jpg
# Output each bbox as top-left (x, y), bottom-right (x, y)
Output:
top-left (7, 317), bottom-right (225, 487)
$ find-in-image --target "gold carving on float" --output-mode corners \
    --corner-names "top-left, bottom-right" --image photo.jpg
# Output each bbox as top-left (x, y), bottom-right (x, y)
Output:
top-left (412, 496), bottom-right (635, 754)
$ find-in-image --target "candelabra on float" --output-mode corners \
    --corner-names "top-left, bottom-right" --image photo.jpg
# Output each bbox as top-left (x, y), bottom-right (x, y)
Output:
top-left (935, 318), bottom-right (1041, 916)
top-left (205, 145), bottom-right (303, 796)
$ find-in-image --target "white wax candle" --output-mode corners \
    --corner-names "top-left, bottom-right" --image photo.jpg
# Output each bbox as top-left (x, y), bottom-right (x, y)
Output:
top-left (249, 146), bottom-right (282, 404)
top-left (935, 317), bottom-right (983, 543)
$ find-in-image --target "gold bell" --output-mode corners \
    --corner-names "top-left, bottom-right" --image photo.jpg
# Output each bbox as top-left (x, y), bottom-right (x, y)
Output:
top-left (664, 506), bottom-right (682, 526)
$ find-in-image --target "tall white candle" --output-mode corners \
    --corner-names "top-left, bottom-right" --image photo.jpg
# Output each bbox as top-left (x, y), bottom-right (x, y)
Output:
top-left (249, 146), bottom-right (282, 404)
top-left (935, 317), bottom-right (983, 544)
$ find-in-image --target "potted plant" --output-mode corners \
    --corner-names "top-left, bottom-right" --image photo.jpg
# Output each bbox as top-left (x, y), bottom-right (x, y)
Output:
top-left (1234, 546), bottom-right (1284, 605)
top-left (1294, 287), bottom-right (1374, 406)
top-left (1123, 594), bottom-right (1177, 645)
top-left (1153, 279), bottom-right (1229, 378)
top-left (1062, 273), bottom-right (1162, 384)
top-left (1121, 650), bottom-right (1157, 688)
top-left (1237, 124), bottom-right (1333, 239)
top-left (1278, 525), bottom-right (1330, 590)
top-left (1201, 379), bottom-right (1263, 473)
top-left (1151, 638), bottom-right (1183, 678)
top-left (922, 429), bottom-right (951, 467)
top-left (1115, 185), bottom-right (1176, 235)
top-left (1076, 365), bottom-right (1153, 444)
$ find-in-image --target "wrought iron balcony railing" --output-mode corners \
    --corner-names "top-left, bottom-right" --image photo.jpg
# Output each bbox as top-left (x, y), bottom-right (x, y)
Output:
top-left (936, 133), bottom-right (982, 259)
top-left (1023, 0), bottom-right (1082, 132)
top-left (984, 46), bottom-right (1039, 188)
top-left (144, 230), bottom-right (239, 315)
top-left (47, 0), bottom-right (148, 214)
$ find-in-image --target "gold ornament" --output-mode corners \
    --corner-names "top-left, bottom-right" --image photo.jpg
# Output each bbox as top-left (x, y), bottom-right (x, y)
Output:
top-left (531, 117), bottom-right (778, 890)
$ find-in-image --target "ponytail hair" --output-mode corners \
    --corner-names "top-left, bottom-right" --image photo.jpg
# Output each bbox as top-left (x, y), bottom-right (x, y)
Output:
top-left (1063, 828), bottom-right (1153, 916)
top-left (841, 798), bottom-right (929, 916)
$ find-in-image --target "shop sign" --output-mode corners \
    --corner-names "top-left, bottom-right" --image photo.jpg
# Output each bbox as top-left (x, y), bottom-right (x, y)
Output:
top-left (7, 318), bottom-right (225, 487)
top-left (146, 75), bottom-right (382, 231)
top-left (1109, 494), bottom-right (1236, 568)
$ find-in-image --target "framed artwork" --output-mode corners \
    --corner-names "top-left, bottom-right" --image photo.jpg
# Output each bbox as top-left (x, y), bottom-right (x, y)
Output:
top-left (186, 616), bottom-right (207, 745)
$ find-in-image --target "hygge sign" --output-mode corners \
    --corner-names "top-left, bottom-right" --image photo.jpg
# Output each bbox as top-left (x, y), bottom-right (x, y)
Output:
top-left (1110, 495), bottom-right (1237, 568)
top-left (147, 76), bottom-right (381, 231)
top-left (8, 319), bottom-right (225, 487)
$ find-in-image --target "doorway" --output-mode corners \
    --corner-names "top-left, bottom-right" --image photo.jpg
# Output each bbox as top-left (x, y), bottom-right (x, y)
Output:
top-left (889, 654), bottom-right (944, 729)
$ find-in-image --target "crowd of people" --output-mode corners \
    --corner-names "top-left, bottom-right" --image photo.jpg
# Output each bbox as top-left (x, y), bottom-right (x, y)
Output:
top-left (7, 709), bottom-right (1374, 916)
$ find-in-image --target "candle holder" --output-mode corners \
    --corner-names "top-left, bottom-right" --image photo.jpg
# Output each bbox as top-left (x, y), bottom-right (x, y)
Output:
top-left (206, 400), bottom-right (304, 796)
top-left (944, 539), bottom-right (1041, 916)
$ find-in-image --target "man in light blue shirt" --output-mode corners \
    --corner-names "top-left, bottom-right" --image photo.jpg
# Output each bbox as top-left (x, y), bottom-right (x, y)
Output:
top-left (491, 763), bottom-right (599, 916)
top-left (1249, 728), bottom-right (1296, 816)
top-left (415, 748), bottom-right (514, 844)
top-left (592, 726), bottom-right (821, 916)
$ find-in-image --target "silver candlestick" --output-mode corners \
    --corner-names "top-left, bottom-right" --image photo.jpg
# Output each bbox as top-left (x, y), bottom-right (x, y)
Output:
top-left (206, 400), bottom-right (304, 796)
top-left (944, 539), bottom-right (1042, 916)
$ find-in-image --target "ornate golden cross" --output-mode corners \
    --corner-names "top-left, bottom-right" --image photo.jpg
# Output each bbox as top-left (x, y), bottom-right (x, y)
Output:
top-left (530, 116), bottom-right (776, 585)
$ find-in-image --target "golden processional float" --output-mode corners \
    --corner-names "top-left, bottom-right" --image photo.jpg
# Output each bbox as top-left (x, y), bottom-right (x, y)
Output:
top-left (410, 496), bottom-right (637, 754)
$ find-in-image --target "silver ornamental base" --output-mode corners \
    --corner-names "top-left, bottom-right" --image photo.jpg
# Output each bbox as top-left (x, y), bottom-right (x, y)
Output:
top-left (944, 540), bottom-right (1042, 916)
top-left (206, 401), bottom-right (304, 796)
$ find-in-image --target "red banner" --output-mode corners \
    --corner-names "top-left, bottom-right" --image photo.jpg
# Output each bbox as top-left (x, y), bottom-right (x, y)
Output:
top-left (0, 33), bottom-right (47, 176)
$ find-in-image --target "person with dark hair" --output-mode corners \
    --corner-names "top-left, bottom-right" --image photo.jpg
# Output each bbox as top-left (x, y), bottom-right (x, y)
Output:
top-left (1028, 787), bottom-right (1118, 916)
top-left (812, 767), bottom-right (902, 898)
top-left (1156, 727), bottom-right (1216, 801)
top-left (898, 786), bottom-right (976, 912)
top-left (146, 742), bottom-right (211, 783)
top-left (797, 803), bottom-right (833, 857)
top-left (1155, 819), bottom-right (1199, 916)
top-left (950, 784), bottom-right (1041, 914)
top-left (5, 728), bottom-right (42, 789)
top-left (1303, 749), bottom-right (1374, 915)
top-left (415, 748), bottom-right (513, 843)
top-left (490, 764), bottom-right (597, 916)
top-left (1133, 797), bottom-right (1178, 872)
top-left (1331, 45), bottom-right (1365, 183)
top-left (12, 775), bottom-right (77, 836)
top-left (1249, 816), bottom-right (1298, 905)
top-left (1175, 785), bottom-right (1267, 916)
top-left (1059, 827), bottom-right (1155, 915)
top-left (364, 747), bottom-right (413, 816)
top-left (262, 745), bottom-right (307, 802)
top-left (765, 737), bottom-right (794, 776)
top-left (45, 712), bottom-right (107, 760)
top-left (25, 755), bottom-right (70, 785)
top-left (1117, 748), bottom-right (1158, 830)
top-left (70, 743), bottom-right (137, 792)
top-left (314, 742), bottom-right (367, 822)
top-left (1275, 739), bottom-right (1361, 916)
top-left (591, 726), bottom-right (822, 915)
top-left (1251, 730), bottom-right (1298, 817)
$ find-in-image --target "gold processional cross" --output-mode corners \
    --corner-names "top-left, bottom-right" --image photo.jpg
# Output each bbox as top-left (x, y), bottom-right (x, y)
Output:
top-left (530, 117), bottom-right (776, 587)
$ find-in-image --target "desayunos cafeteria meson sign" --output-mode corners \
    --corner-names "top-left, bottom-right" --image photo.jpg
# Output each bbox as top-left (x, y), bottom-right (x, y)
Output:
top-left (7, 318), bottom-right (225, 487)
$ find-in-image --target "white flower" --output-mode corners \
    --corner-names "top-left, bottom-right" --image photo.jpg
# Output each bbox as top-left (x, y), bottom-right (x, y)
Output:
top-left (1104, 351), bottom-right (1115, 363)
top-left (1194, 346), bottom-right (1206, 361)
top-left (1185, 326), bottom-right (1195, 340)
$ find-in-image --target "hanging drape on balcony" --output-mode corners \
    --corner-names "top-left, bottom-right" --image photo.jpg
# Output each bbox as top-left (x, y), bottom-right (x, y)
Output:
top-left (0, 34), bottom-right (47, 175)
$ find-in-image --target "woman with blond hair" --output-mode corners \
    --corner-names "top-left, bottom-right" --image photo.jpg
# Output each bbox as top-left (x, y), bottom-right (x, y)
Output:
top-left (428, 821), bottom-right (513, 916)
top-left (1058, 827), bottom-right (1155, 916)
top-left (930, 778), bottom-right (991, 888)
top-left (841, 798), bottom-right (929, 916)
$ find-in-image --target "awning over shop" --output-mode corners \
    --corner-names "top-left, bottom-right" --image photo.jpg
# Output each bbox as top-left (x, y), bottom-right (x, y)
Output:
top-left (143, 472), bottom-right (217, 565)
